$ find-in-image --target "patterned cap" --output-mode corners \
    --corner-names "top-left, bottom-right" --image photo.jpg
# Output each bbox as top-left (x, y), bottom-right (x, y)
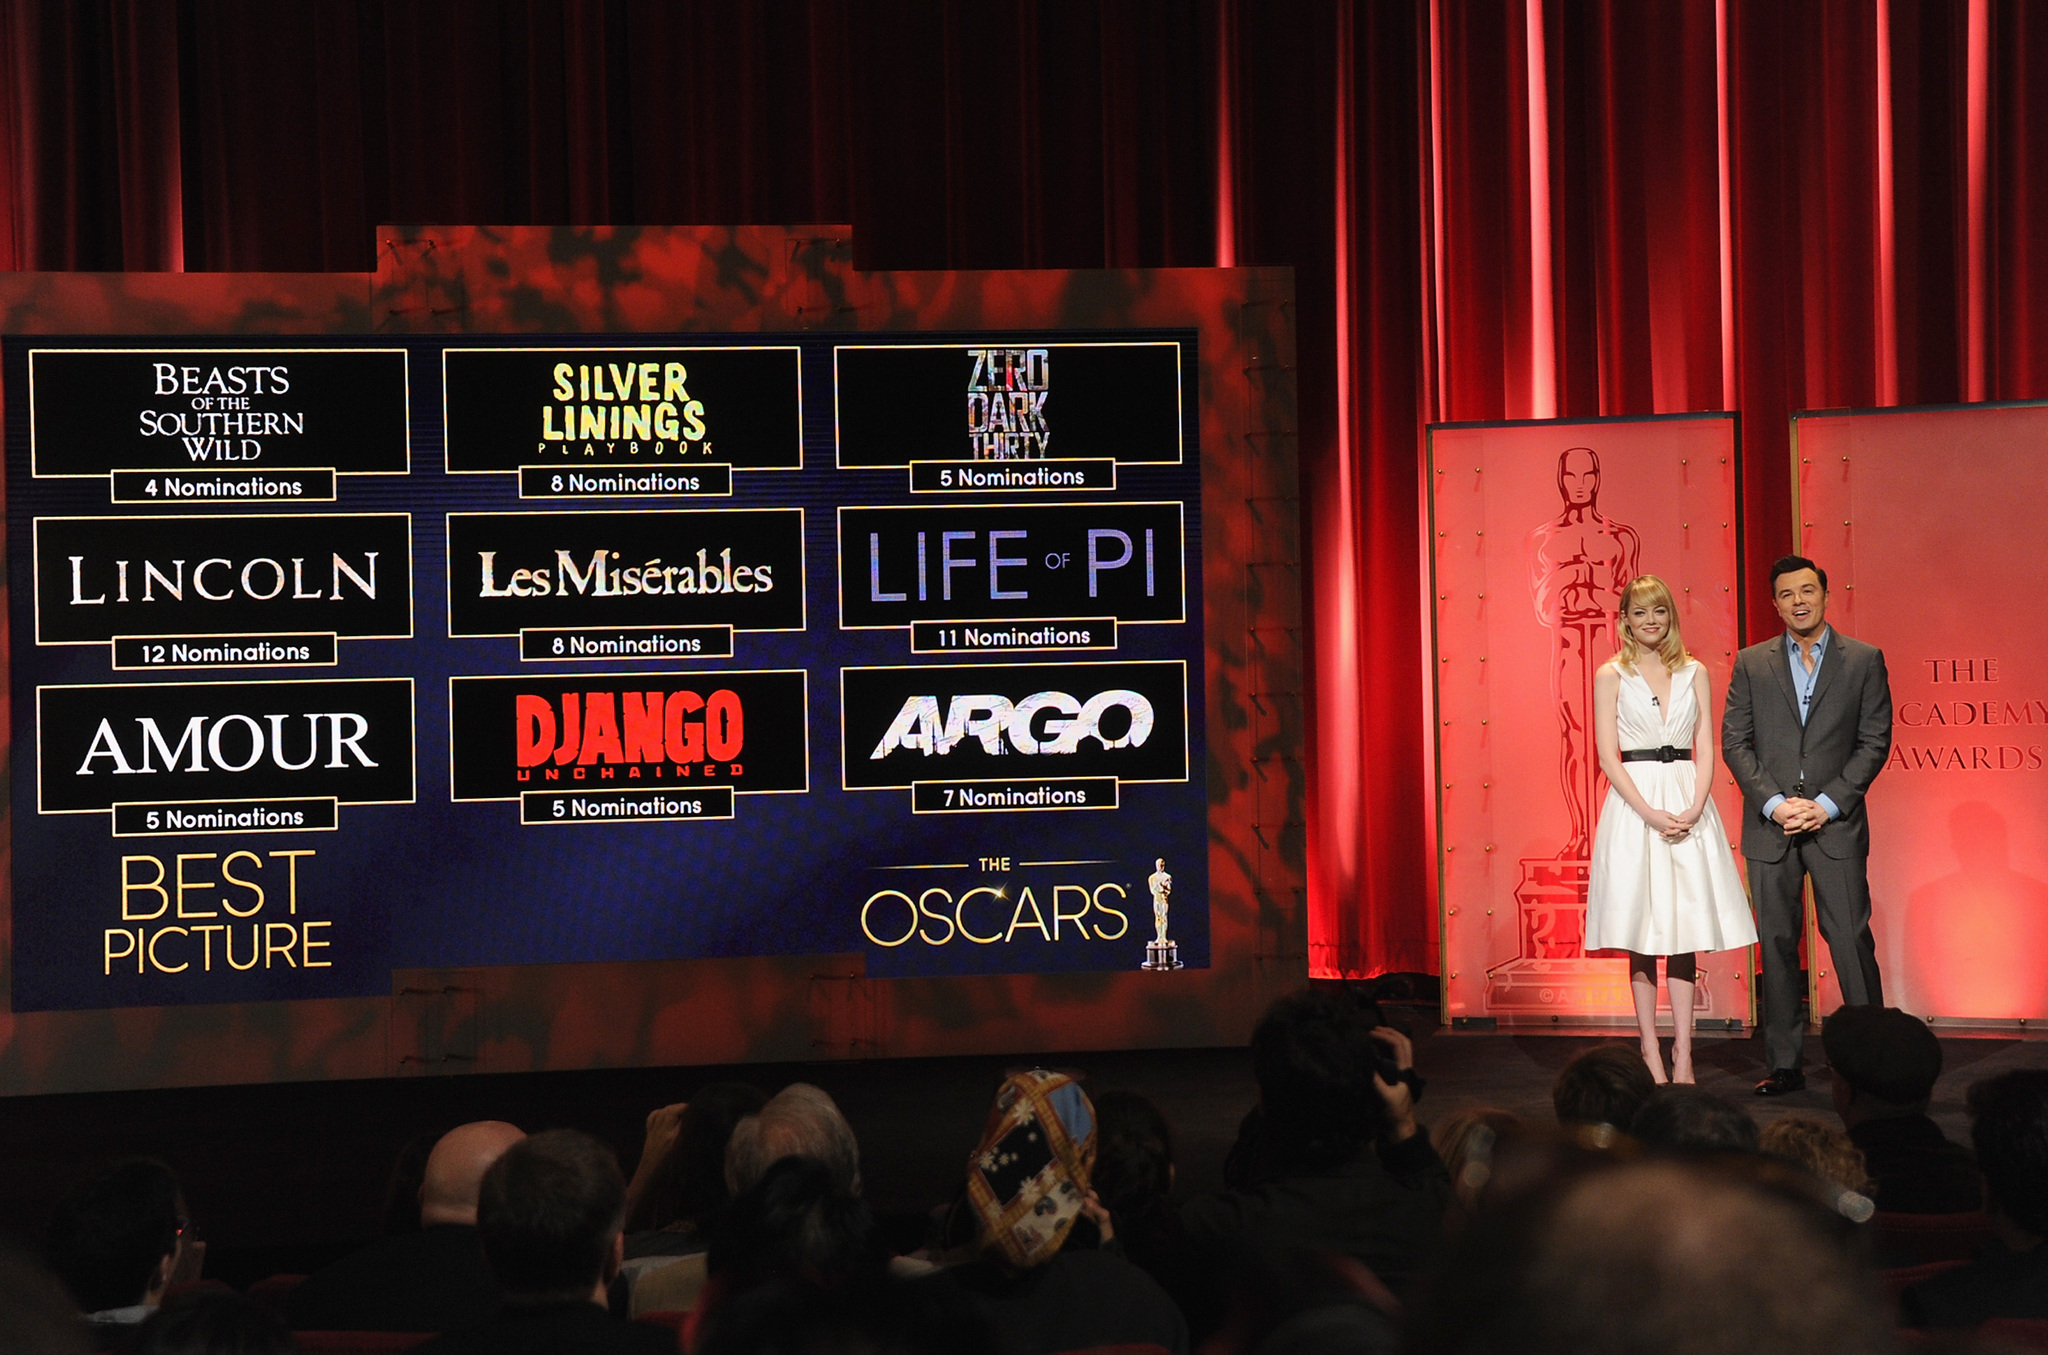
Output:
top-left (966, 1069), bottom-right (1097, 1269)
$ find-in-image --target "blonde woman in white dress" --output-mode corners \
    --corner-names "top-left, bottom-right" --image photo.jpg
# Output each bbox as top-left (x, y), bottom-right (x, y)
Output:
top-left (1587, 575), bottom-right (1758, 1084)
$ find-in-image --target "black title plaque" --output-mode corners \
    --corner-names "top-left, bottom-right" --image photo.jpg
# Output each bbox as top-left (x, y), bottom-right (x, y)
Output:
top-left (839, 503), bottom-right (1184, 628)
top-left (444, 347), bottom-right (801, 472)
top-left (909, 619), bottom-right (1114, 654)
top-left (110, 469), bottom-right (337, 504)
top-left (38, 678), bottom-right (417, 813)
top-left (35, 514), bottom-right (413, 645)
top-left (910, 778), bottom-right (1118, 813)
top-left (30, 348), bottom-right (409, 476)
top-left (449, 671), bottom-right (809, 800)
top-left (840, 660), bottom-right (1189, 790)
top-left (111, 797), bottom-right (341, 837)
top-left (520, 625), bottom-right (734, 662)
top-left (112, 635), bottom-right (339, 671)
top-left (835, 342), bottom-right (1183, 468)
top-left (521, 786), bottom-right (736, 825)
top-left (446, 510), bottom-right (804, 637)
top-left (908, 459), bottom-right (1116, 493)
top-left (518, 464), bottom-right (732, 499)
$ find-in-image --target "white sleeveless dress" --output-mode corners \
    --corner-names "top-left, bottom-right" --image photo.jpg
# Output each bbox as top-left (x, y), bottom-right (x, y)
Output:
top-left (1584, 661), bottom-right (1759, 955)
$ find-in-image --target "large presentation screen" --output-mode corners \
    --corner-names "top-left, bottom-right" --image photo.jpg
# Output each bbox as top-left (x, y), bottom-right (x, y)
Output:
top-left (6, 335), bottom-right (1206, 1011)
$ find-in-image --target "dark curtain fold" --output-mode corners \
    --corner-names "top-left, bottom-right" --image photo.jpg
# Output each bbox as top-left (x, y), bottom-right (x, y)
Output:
top-left (8, 0), bottom-right (2048, 977)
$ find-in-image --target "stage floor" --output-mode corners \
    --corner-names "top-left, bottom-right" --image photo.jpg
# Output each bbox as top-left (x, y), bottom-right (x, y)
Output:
top-left (0, 1020), bottom-right (2038, 1287)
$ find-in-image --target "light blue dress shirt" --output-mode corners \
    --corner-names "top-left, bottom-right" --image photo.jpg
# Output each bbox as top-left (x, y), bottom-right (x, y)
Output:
top-left (1762, 627), bottom-right (1842, 824)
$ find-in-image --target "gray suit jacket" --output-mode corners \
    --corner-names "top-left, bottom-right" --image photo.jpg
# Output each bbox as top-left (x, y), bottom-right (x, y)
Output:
top-left (1720, 630), bottom-right (1893, 862)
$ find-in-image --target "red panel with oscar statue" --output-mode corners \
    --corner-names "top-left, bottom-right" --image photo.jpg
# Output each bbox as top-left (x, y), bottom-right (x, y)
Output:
top-left (1431, 416), bottom-right (1750, 1028)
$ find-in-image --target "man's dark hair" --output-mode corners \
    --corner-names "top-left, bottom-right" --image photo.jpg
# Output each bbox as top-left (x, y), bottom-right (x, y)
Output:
top-left (707, 1155), bottom-right (887, 1294)
top-left (130, 1290), bottom-right (293, 1355)
top-left (44, 1159), bottom-right (181, 1313)
top-left (1822, 1005), bottom-right (1941, 1108)
top-left (1250, 988), bottom-right (1391, 1168)
top-left (1092, 1090), bottom-right (1175, 1229)
top-left (1630, 1086), bottom-right (1761, 1155)
top-left (1769, 554), bottom-right (1828, 591)
top-left (1551, 1044), bottom-right (1657, 1130)
top-left (477, 1129), bottom-right (625, 1303)
top-left (1968, 1069), bottom-right (2048, 1237)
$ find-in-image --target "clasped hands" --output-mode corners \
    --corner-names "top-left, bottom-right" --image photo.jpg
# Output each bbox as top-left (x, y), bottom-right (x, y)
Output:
top-left (1641, 807), bottom-right (1701, 843)
top-left (1772, 796), bottom-right (1831, 835)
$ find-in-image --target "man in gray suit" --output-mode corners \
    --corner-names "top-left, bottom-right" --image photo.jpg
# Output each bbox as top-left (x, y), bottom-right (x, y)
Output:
top-left (1721, 555), bottom-right (1894, 1095)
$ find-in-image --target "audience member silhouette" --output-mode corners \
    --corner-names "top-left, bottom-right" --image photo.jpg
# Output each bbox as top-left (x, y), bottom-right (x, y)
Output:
top-left (1552, 1043), bottom-right (1659, 1131)
top-left (1630, 1086), bottom-right (1761, 1155)
top-left (725, 1083), bottom-right (862, 1196)
top-left (377, 1130), bottom-right (440, 1237)
top-left (1090, 1089), bottom-right (1178, 1270)
top-left (622, 1082), bottom-right (766, 1261)
top-left (1902, 1069), bottom-right (2048, 1329)
top-left (1173, 988), bottom-right (1448, 1344)
top-left (1407, 1158), bottom-right (1892, 1355)
top-left (413, 1129), bottom-right (671, 1355)
top-left (924, 1070), bottom-right (1188, 1355)
top-left (45, 1159), bottom-right (194, 1350)
top-left (130, 1289), bottom-right (294, 1355)
top-left (286, 1119), bottom-right (524, 1332)
top-left (630, 1081), bottom-right (857, 1315)
top-left (696, 1272), bottom-right (996, 1355)
top-left (1434, 1108), bottom-right (1521, 1217)
top-left (699, 1154), bottom-right (889, 1327)
top-left (1822, 1005), bottom-right (1981, 1214)
top-left (1760, 1116), bottom-right (1875, 1224)
top-left (0, 1243), bottom-right (89, 1355)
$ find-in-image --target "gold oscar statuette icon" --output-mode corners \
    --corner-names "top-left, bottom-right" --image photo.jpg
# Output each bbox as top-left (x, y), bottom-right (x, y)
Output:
top-left (1141, 857), bottom-right (1182, 971)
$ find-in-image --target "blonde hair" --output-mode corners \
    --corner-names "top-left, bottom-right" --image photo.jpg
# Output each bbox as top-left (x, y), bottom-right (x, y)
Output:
top-left (1759, 1115), bottom-right (1873, 1196)
top-left (1614, 575), bottom-right (1692, 673)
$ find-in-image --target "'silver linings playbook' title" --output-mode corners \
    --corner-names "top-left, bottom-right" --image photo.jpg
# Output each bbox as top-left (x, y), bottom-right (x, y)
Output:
top-left (440, 347), bottom-right (803, 473)
top-left (535, 359), bottom-right (707, 453)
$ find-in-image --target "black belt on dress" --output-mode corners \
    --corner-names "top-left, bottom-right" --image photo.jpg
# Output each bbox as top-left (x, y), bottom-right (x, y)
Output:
top-left (1620, 746), bottom-right (1693, 763)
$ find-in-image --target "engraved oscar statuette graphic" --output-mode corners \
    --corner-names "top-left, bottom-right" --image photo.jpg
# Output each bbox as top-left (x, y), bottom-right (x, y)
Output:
top-left (1482, 448), bottom-right (1702, 1017)
top-left (1141, 857), bottom-right (1182, 970)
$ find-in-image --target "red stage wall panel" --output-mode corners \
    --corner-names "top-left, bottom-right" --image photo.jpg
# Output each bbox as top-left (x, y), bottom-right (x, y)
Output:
top-left (1432, 415), bottom-right (1746, 1027)
top-left (1795, 403), bottom-right (2048, 1027)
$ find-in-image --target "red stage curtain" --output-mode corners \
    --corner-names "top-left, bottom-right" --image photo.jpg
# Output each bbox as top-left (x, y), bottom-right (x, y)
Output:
top-left (7, 0), bottom-right (2048, 979)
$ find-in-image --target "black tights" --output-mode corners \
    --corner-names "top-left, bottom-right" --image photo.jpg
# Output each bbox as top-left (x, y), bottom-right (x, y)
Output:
top-left (1628, 951), bottom-right (1697, 984)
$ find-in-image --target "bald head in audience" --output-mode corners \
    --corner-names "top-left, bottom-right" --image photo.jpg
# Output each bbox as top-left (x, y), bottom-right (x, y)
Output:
top-left (420, 1122), bottom-right (527, 1228)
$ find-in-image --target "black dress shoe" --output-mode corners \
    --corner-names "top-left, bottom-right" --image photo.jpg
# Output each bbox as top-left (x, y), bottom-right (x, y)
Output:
top-left (1754, 1068), bottom-right (1807, 1096)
